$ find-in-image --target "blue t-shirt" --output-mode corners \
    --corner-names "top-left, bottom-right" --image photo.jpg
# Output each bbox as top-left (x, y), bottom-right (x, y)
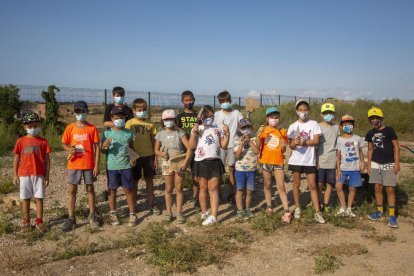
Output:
top-left (102, 128), bottom-right (134, 170)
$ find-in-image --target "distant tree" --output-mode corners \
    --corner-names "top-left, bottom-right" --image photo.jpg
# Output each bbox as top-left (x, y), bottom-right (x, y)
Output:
top-left (41, 85), bottom-right (65, 133)
top-left (0, 84), bottom-right (22, 124)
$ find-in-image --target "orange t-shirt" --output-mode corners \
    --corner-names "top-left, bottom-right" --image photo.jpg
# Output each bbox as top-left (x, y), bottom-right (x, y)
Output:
top-left (258, 126), bottom-right (288, 165)
top-left (62, 123), bottom-right (100, 170)
top-left (13, 136), bottom-right (51, 177)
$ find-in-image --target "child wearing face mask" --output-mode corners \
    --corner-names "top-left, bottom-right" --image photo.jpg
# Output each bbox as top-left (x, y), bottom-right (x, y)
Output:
top-left (317, 103), bottom-right (340, 212)
top-left (256, 107), bottom-right (291, 222)
top-left (125, 98), bottom-right (160, 215)
top-left (61, 101), bottom-right (100, 231)
top-left (335, 115), bottom-right (365, 218)
top-left (154, 109), bottom-right (192, 223)
top-left (13, 112), bottom-right (51, 232)
top-left (234, 119), bottom-right (260, 220)
top-left (101, 106), bottom-right (137, 227)
top-left (287, 99), bottom-right (325, 224)
top-left (103, 86), bottom-right (134, 128)
top-left (365, 107), bottom-right (400, 228)
top-left (189, 105), bottom-right (230, 226)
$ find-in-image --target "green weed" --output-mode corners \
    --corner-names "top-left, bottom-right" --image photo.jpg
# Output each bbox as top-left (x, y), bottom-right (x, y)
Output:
top-left (0, 176), bottom-right (17, 194)
top-left (314, 252), bottom-right (342, 274)
top-left (361, 230), bottom-right (397, 244)
top-left (250, 211), bottom-right (285, 234)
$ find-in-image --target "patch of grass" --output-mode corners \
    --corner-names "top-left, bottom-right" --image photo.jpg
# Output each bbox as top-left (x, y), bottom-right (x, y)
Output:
top-left (0, 213), bottom-right (18, 234)
top-left (397, 175), bottom-right (414, 198)
top-left (313, 243), bottom-right (368, 257)
top-left (354, 201), bottom-right (376, 217)
top-left (250, 211), bottom-right (285, 234)
top-left (44, 228), bottom-right (63, 241)
top-left (0, 176), bottom-right (17, 194)
top-left (325, 211), bottom-right (357, 229)
top-left (400, 154), bottom-right (414, 164)
top-left (361, 230), bottom-right (397, 244)
top-left (53, 241), bottom-right (112, 261)
top-left (314, 252), bottom-right (343, 274)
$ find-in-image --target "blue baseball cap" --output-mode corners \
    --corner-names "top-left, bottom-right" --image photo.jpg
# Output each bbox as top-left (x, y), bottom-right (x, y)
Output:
top-left (265, 106), bottom-right (279, 116)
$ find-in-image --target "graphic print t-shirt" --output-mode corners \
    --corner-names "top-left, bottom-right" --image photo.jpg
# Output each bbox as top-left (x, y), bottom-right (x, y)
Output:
top-left (176, 111), bottom-right (198, 138)
top-left (258, 126), bottom-right (288, 166)
top-left (337, 135), bottom-right (364, 171)
top-left (155, 129), bottom-right (186, 159)
top-left (194, 126), bottom-right (222, 161)
top-left (125, 118), bottom-right (157, 157)
top-left (102, 128), bottom-right (134, 170)
top-left (13, 136), bottom-right (51, 176)
top-left (287, 120), bottom-right (322, 166)
top-left (234, 137), bottom-right (258, 171)
top-left (62, 123), bottom-right (100, 170)
top-left (365, 126), bottom-right (397, 164)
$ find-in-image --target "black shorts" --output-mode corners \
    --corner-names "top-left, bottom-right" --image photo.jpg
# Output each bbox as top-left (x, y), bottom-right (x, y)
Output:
top-left (288, 165), bottom-right (317, 174)
top-left (317, 168), bottom-right (336, 185)
top-left (193, 159), bottom-right (225, 179)
top-left (133, 155), bottom-right (156, 179)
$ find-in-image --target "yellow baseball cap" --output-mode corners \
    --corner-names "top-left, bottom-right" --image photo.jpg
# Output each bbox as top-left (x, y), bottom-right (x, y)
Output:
top-left (321, 103), bottom-right (335, 113)
top-left (368, 107), bottom-right (383, 118)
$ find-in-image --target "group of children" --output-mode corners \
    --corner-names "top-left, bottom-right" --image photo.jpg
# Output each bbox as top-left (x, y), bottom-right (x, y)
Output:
top-left (12, 87), bottom-right (401, 232)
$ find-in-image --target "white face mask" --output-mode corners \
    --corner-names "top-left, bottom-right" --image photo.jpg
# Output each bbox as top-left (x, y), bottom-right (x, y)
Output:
top-left (26, 127), bottom-right (41, 136)
top-left (114, 96), bottom-right (125, 104)
top-left (164, 120), bottom-right (175, 128)
top-left (203, 117), bottom-right (214, 126)
top-left (135, 111), bottom-right (147, 119)
top-left (296, 111), bottom-right (309, 120)
top-left (75, 114), bottom-right (87, 121)
top-left (113, 119), bottom-right (125, 128)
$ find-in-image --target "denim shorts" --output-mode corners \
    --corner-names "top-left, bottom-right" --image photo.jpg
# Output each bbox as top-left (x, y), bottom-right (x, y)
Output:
top-left (338, 170), bottom-right (362, 187)
top-left (317, 168), bottom-right (336, 185)
top-left (107, 169), bottom-right (135, 190)
top-left (235, 171), bottom-right (256, 191)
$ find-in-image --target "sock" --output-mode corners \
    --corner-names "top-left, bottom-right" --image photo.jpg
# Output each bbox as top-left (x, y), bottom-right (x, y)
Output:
top-left (377, 205), bottom-right (384, 213)
top-left (36, 218), bottom-right (43, 225)
top-left (389, 206), bottom-right (395, 217)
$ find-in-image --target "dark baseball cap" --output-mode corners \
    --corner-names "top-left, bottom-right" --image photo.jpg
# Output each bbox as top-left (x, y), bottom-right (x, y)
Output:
top-left (74, 101), bottom-right (88, 111)
top-left (111, 105), bottom-right (126, 115)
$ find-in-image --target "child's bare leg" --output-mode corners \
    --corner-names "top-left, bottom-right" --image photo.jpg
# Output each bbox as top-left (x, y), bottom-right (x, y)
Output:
top-left (164, 175), bottom-right (174, 214)
top-left (274, 169), bottom-right (288, 210)
top-left (208, 177), bottom-right (220, 217)
top-left (68, 184), bottom-right (78, 217)
top-left (307, 173), bottom-right (320, 212)
top-left (246, 190), bottom-right (253, 210)
top-left (374, 183), bottom-right (384, 207)
top-left (199, 177), bottom-right (208, 214)
top-left (292, 172), bottom-right (301, 208)
top-left (108, 189), bottom-right (117, 211)
top-left (175, 173), bottom-right (184, 213)
top-left (262, 170), bottom-right (272, 207)
top-left (336, 182), bottom-right (346, 209)
top-left (34, 198), bottom-right (43, 220)
top-left (86, 184), bottom-right (96, 215)
top-left (145, 177), bottom-right (155, 207)
top-left (228, 165), bottom-right (236, 193)
top-left (324, 184), bottom-right (332, 206)
top-left (192, 176), bottom-right (199, 199)
top-left (318, 182), bottom-right (324, 205)
top-left (386, 186), bottom-right (396, 207)
top-left (22, 199), bottom-right (31, 222)
top-left (236, 189), bottom-right (244, 211)
top-left (123, 188), bottom-right (136, 214)
top-left (348, 187), bottom-right (357, 208)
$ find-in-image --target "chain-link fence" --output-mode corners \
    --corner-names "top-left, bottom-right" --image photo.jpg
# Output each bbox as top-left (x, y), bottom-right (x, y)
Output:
top-left (259, 93), bottom-right (325, 106)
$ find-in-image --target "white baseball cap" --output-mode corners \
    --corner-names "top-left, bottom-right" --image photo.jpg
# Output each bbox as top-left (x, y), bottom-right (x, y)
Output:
top-left (162, 109), bottom-right (176, 120)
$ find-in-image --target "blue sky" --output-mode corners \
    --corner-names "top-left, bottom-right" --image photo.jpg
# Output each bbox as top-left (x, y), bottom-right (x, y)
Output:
top-left (1, 0), bottom-right (413, 100)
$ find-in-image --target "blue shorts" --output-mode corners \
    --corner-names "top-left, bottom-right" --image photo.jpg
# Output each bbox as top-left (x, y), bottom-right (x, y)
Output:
top-left (107, 169), bottom-right (135, 190)
top-left (235, 171), bottom-right (256, 191)
top-left (338, 170), bottom-right (362, 187)
top-left (317, 168), bottom-right (336, 185)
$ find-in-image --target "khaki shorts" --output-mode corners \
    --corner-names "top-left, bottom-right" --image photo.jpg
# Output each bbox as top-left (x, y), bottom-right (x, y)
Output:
top-left (369, 162), bottom-right (397, 187)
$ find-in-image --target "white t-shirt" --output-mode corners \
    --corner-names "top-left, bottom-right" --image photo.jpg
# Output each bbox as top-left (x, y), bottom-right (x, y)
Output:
top-left (287, 120), bottom-right (322, 166)
top-left (214, 109), bottom-right (243, 149)
top-left (194, 126), bottom-right (223, 161)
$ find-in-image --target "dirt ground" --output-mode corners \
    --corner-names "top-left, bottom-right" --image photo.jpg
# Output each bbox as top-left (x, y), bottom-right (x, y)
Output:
top-left (1, 142), bottom-right (414, 275)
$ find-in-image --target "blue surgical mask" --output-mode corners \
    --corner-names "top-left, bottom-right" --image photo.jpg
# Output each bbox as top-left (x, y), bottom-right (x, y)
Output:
top-left (343, 125), bottom-right (353, 134)
top-left (203, 117), bottom-right (214, 126)
top-left (135, 111), bottom-right (147, 119)
top-left (26, 127), bottom-right (41, 136)
top-left (220, 102), bottom-right (231, 109)
top-left (114, 96), bottom-right (125, 104)
top-left (323, 114), bottom-right (334, 122)
top-left (113, 119), bottom-right (126, 128)
top-left (164, 120), bottom-right (175, 128)
top-left (75, 114), bottom-right (87, 121)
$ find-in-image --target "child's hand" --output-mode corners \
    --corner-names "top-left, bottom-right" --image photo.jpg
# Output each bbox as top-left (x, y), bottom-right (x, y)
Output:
top-left (222, 124), bottom-right (229, 135)
top-left (367, 164), bottom-right (371, 176)
top-left (102, 137), bottom-right (112, 149)
top-left (336, 171), bottom-right (342, 181)
top-left (243, 134), bottom-right (251, 142)
top-left (68, 147), bottom-right (75, 155)
top-left (130, 159), bottom-right (137, 167)
top-left (359, 161), bottom-right (365, 172)
top-left (394, 163), bottom-right (400, 174)
top-left (294, 137), bottom-right (301, 146)
top-left (154, 158), bottom-right (158, 170)
top-left (13, 175), bottom-right (19, 186)
top-left (256, 125), bottom-right (265, 137)
top-left (44, 176), bottom-right (50, 187)
top-left (191, 123), bottom-right (199, 135)
top-left (93, 165), bottom-right (100, 177)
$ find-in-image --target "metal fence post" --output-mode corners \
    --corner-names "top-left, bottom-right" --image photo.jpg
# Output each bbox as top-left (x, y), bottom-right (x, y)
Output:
top-left (104, 89), bottom-right (107, 107)
top-left (238, 97), bottom-right (241, 107)
top-left (260, 94), bottom-right (263, 107)
top-left (278, 94), bottom-right (281, 106)
top-left (213, 95), bottom-right (216, 109)
top-left (148, 91), bottom-right (151, 114)
top-left (294, 96), bottom-right (297, 102)
top-left (308, 97), bottom-right (311, 103)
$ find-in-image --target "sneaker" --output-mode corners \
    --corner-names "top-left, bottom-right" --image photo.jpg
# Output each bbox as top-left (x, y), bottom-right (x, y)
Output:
top-left (62, 217), bottom-right (76, 232)
top-left (164, 213), bottom-right (173, 222)
top-left (110, 212), bottom-right (120, 226)
top-left (244, 209), bottom-right (254, 219)
top-left (36, 223), bottom-right (48, 233)
top-left (236, 210), bottom-right (245, 220)
top-left (314, 213), bottom-right (326, 224)
top-left (202, 215), bottom-right (217, 226)
top-left (346, 208), bottom-right (357, 218)
top-left (88, 213), bottom-right (100, 228)
top-left (128, 213), bottom-right (139, 227)
top-left (336, 208), bottom-right (347, 217)
top-left (282, 212), bottom-right (292, 224)
top-left (294, 207), bottom-right (301, 219)
top-left (388, 216), bottom-right (398, 228)
top-left (265, 207), bottom-right (273, 216)
top-left (150, 205), bottom-right (162, 215)
top-left (176, 213), bottom-right (186, 224)
top-left (368, 211), bottom-right (383, 221)
top-left (21, 220), bottom-right (31, 233)
top-left (200, 211), bottom-right (210, 220)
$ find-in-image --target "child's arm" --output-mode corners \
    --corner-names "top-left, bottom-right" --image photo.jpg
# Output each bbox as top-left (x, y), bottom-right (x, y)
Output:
top-left (13, 153), bottom-right (20, 186)
top-left (93, 143), bottom-right (100, 177)
top-left (220, 125), bottom-right (230, 149)
top-left (336, 149), bottom-right (341, 180)
top-left (367, 142), bottom-right (373, 176)
top-left (154, 140), bottom-right (168, 159)
top-left (100, 137), bottom-right (112, 153)
top-left (392, 139), bottom-right (400, 174)
top-left (234, 140), bottom-right (243, 160)
top-left (359, 146), bottom-right (365, 172)
top-left (180, 135), bottom-right (192, 170)
top-left (62, 143), bottom-right (75, 155)
top-left (248, 136), bottom-right (260, 155)
top-left (150, 131), bottom-right (158, 169)
top-left (303, 134), bottom-right (319, 147)
top-left (255, 125), bottom-right (265, 149)
top-left (44, 153), bottom-right (50, 187)
top-left (189, 123), bottom-right (199, 150)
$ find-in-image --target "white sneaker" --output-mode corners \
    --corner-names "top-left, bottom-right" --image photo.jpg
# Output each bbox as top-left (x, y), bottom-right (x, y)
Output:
top-left (314, 213), bottom-right (325, 224)
top-left (202, 215), bottom-right (217, 226)
top-left (294, 207), bottom-right (301, 219)
top-left (346, 208), bottom-right (356, 218)
top-left (200, 211), bottom-right (210, 220)
top-left (335, 208), bottom-right (347, 217)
